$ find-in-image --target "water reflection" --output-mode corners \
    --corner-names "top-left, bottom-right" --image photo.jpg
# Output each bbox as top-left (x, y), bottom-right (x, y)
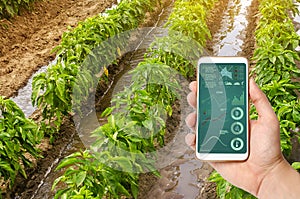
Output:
top-left (10, 61), bottom-right (54, 117)
top-left (213, 0), bottom-right (252, 56)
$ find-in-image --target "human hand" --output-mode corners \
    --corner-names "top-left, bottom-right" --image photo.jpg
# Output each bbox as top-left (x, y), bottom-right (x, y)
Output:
top-left (185, 78), bottom-right (287, 197)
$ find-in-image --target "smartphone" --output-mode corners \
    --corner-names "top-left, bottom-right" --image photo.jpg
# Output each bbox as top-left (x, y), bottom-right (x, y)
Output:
top-left (196, 56), bottom-right (249, 161)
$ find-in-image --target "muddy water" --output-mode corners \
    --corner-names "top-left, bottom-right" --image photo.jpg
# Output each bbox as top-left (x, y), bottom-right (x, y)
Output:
top-left (88, 0), bottom-right (254, 198)
top-left (10, 61), bottom-right (53, 117)
top-left (77, 3), bottom-right (204, 198)
top-left (25, 3), bottom-right (199, 199)
top-left (150, 0), bottom-right (255, 197)
top-left (11, 0), bottom-right (255, 198)
top-left (212, 0), bottom-right (252, 56)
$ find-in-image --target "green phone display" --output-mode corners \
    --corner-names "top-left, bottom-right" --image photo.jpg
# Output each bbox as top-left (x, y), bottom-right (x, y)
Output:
top-left (196, 57), bottom-right (249, 161)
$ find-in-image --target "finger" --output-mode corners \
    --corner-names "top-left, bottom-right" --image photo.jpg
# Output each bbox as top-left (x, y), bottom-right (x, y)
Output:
top-left (249, 78), bottom-right (277, 122)
top-left (187, 92), bottom-right (197, 109)
top-left (185, 133), bottom-right (196, 150)
top-left (189, 81), bottom-right (197, 93)
top-left (185, 112), bottom-right (197, 131)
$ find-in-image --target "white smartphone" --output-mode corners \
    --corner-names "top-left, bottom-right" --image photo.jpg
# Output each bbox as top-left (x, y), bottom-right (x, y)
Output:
top-left (196, 56), bottom-right (249, 161)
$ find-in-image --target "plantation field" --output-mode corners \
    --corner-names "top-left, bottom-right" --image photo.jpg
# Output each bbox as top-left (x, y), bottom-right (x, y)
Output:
top-left (0, 0), bottom-right (300, 198)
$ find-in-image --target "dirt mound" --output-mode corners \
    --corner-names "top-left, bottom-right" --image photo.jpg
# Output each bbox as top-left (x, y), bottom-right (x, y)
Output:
top-left (0, 0), bottom-right (116, 98)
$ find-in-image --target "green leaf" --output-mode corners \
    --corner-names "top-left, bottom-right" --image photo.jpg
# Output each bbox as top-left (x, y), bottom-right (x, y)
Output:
top-left (285, 53), bottom-right (294, 63)
top-left (111, 156), bottom-right (132, 171)
top-left (54, 188), bottom-right (71, 199)
top-left (76, 171), bottom-right (87, 187)
top-left (142, 119), bottom-right (153, 131)
top-left (101, 107), bottom-right (114, 117)
top-left (56, 77), bottom-right (66, 98)
top-left (269, 56), bottom-right (276, 64)
top-left (55, 157), bottom-right (83, 171)
top-left (52, 176), bottom-right (64, 190)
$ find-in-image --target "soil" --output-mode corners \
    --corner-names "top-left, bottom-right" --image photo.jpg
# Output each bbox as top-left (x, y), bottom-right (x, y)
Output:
top-left (2, 0), bottom-right (173, 198)
top-left (205, 0), bottom-right (231, 55)
top-left (0, 0), bottom-right (117, 98)
top-left (10, 118), bottom-right (76, 199)
top-left (240, 0), bottom-right (259, 69)
top-left (0, 0), bottom-right (260, 197)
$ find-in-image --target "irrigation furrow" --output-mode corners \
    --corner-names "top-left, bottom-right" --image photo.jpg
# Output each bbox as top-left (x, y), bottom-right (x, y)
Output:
top-left (20, 3), bottom-right (174, 199)
top-left (142, 0), bottom-right (255, 198)
top-left (10, 0), bottom-right (256, 197)
top-left (212, 0), bottom-right (253, 56)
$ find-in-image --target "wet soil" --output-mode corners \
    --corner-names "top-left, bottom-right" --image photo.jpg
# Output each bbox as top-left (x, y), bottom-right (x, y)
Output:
top-left (0, 0), bottom-right (117, 98)
top-left (10, 118), bottom-right (76, 199)
top-left (1, 0), bottom-right (260, 197)
top-left (206, 0), bottom-right (231, 55)
top-left (137, 101), bottom-right (182, 199)
top-left (240, 0), bottom-right (259, 69)
top-left (4, 0), bottom-right (173, 198)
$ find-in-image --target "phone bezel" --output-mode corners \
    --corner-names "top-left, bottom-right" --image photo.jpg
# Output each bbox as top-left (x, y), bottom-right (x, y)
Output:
top-left (196, 56), bottom-right (249, 161)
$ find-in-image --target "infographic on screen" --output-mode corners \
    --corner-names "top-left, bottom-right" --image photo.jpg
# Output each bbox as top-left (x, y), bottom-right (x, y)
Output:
top-left (197, 63), bottom-right (247, 153)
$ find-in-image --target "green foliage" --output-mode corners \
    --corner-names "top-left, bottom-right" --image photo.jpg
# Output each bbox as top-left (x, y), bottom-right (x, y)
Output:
top-left (146, 32), bottom-right (202, 78)
top-left (258, 0), bottom-right (300, 23)
top-left (253, 45), bottom-right (300, 86)
top-left (53, 62), bottom-right (179, 198)
top-left (209, 172), bottom-right (256, 199)
top-left (130, 61), bottom-right (181, 106)
top-left (53, 0), bottom-right (155, 63)
top-left (0, 96), bottom-right (43, 188)
top-left (32, 61), bottom-right (79, 137)
top-left (52, 0), bottom-right (217, 198)
top-left (52, 151), bottom-right (139, 199)
top-left (0, 0), bottom-right (35, 19)
top-left (292, 162), bottom-right (300, 170)
top-left (32, 0), bottom-right (160, 136)
top-left (256, 20), bottom-right (300, 51)
top-left (252, 0), bottom-right (300, 155)
top-left (165, 0), bottom-right (215, 46)
top-left (211, 0), bottom-right (300, 197)
top-left (145, 0), bottom-right (216, 79)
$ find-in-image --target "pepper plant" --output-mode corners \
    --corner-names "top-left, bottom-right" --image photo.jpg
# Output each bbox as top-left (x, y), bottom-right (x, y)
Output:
top-left (0, 0), bottom-right (35, 18)
top-left (211, 0), bottom-right (300, 198)
top-left (52, 0), bottom-right (217, 197)
top-left (32, 0), bottom-right (160, 136)
top-left (0, 96), bottom-right (43, 189)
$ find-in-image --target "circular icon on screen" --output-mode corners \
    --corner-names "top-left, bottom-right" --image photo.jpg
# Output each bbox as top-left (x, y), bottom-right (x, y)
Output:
top-left (231, 122), bottom-right (244, 135)
top-left (231, 137), bottom-right (244, 151)
top-left (231, 107), bottom-right (243, 120)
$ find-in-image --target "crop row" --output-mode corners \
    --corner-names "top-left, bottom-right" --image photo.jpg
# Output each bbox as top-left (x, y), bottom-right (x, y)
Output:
top-left (0, 0), bottom-right (35, 18)
top-left (51, 0), bottom-right (217, 198)
top-left (0, 97), bottom-right (43, 194)
top-left (32, 0), bottom-right (158, 139)
top-left (210, 0), bottom-right (300, 198)
top-left (0, 0), bottom-right (158, 196)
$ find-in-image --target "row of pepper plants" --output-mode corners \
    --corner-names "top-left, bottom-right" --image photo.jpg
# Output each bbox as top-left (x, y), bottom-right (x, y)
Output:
top-left (0, 0), bottom-right (36, 19)
top-left (0, 0), bottom-right (45, 191)
top-left (32, 0), bottom-right (159, 140)
top-left (0, 0), bottom-right (158, 197)
top-left (209, 0), bottom-right (300, 198)
top-left (50, 0), bottom-right (218, 198)
top-left (0, 97), bottom-right (43, 194)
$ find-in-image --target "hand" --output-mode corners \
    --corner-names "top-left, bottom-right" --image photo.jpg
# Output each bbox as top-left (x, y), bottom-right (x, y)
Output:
top-left (185, 78), bottom-right (286, 197)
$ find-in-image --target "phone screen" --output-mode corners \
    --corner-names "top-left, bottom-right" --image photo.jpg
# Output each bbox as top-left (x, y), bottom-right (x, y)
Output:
top-left (197, 62), bottom-right (248, 154)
